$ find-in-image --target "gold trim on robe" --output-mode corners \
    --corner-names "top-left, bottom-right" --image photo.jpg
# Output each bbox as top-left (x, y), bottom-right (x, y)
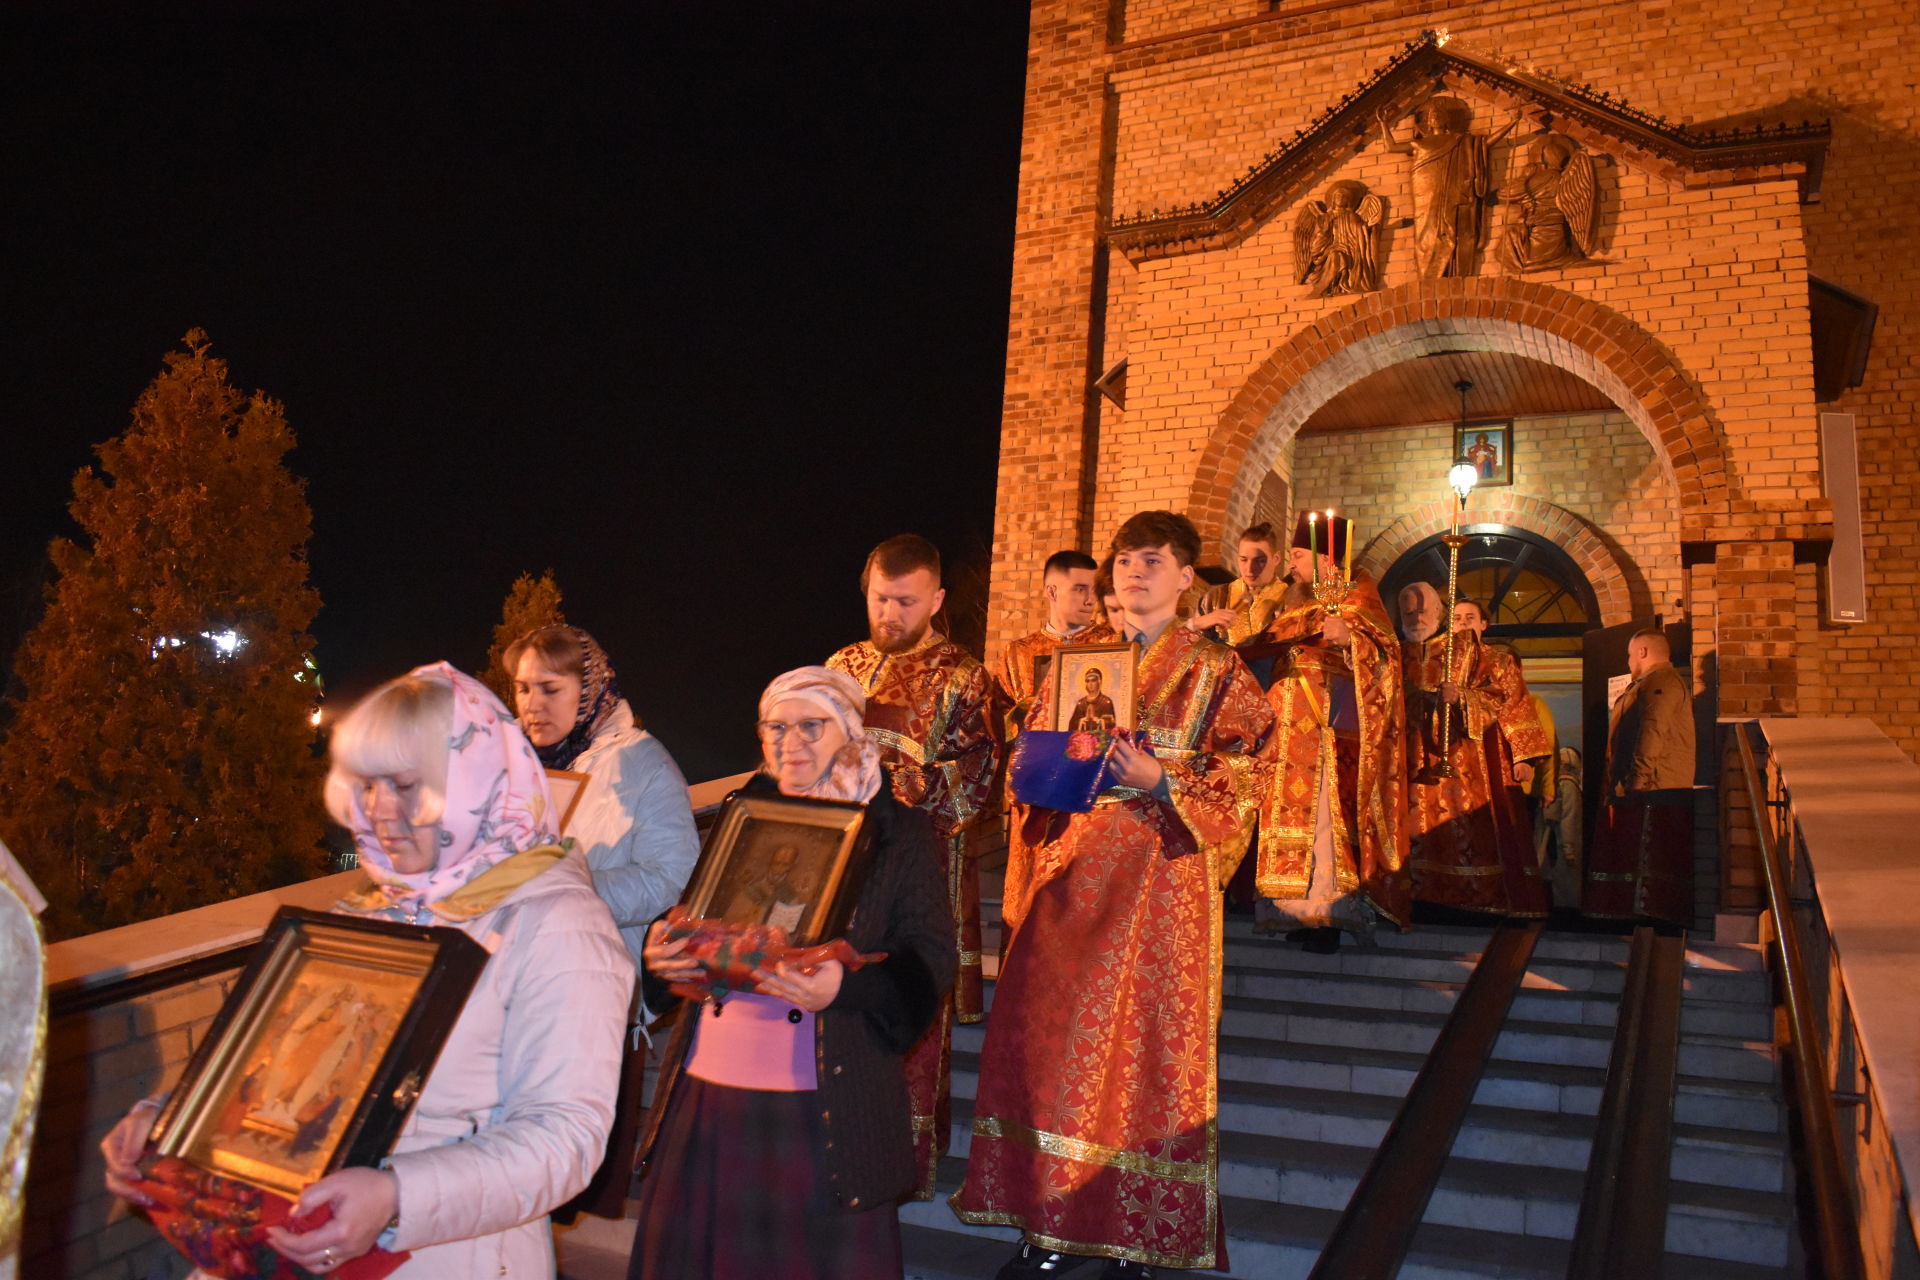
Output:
top-left (952, 625), bottom-right (1274, 1268)
top-left (1255, 573), bottom-right (1410, 926)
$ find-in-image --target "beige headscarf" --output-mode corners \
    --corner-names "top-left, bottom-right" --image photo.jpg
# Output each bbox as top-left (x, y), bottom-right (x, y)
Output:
top-left (758, 666), bottom-right (884, 804)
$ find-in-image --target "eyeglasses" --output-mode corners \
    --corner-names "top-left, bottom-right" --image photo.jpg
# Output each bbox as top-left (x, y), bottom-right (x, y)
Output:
top-left (757, 718), bottom-right (831, 744)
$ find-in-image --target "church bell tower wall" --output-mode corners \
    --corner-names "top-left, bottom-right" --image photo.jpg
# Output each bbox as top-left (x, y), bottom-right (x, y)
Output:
top-left (988, 0), bottom-right (1920, 761)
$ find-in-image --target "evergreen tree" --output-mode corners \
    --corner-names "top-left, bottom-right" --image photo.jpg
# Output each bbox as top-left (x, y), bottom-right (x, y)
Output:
top-left (0, 332), bottom-right (326, 940)
top-left (479, 570), bottom-right (565, 706)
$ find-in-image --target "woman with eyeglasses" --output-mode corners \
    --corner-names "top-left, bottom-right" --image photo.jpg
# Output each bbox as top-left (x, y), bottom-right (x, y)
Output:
top-left (627, 666), bottom-right (955, 1280)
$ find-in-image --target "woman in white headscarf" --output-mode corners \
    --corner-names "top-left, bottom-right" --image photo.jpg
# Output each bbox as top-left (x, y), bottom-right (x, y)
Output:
top-left (627, 666), bottom-right (955, 1280)
top-left (102, 664), bottom-right (633, 1279)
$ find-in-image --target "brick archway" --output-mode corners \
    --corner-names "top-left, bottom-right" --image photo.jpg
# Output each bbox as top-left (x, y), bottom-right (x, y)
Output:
top-left (1183, 278), bottom-right (1729, 546)
top-left (1360, 495), bottom-right (1636, 626)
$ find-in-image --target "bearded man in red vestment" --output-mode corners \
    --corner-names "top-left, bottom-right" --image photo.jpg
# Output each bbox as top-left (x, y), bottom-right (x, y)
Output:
top-left (954, 510), bottom-right (1275, 1276)
top-left (1400, 582), bottom-right (1551, 916)
top-left (992, 550), bottom-right (1116, 935)
top-left (1254, 514), bottom-right (1408, 950)
top-left (828, 533), bottom-right (997, 1198)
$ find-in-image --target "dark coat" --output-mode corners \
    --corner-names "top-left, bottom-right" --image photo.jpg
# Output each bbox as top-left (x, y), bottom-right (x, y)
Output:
top-left (1607, 662), bottom-right (1695, 795)
top-left (636, 768), bottom-right (955, 1210)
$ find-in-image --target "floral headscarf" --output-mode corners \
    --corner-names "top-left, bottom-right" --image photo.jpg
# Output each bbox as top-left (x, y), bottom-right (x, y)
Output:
top-left (531, 627), bottom-right (625, 771)
top-left (758, 666), bottom-right (883, 804)
top-left (341, 662), bottom-right (559, 921)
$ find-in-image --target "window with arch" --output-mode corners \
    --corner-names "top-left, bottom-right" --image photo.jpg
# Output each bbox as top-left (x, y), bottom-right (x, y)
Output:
top-left (1379, 525), bottom-right (1599, 658)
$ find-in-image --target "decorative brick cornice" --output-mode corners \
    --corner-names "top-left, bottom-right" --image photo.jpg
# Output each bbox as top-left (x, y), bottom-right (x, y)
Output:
top-left (1105, 30), bottom-right (1831, 263)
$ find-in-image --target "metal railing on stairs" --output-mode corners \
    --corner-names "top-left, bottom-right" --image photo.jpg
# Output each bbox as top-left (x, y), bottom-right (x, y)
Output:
top-left (1307, 918), bottom-right (1543, 1280)
top-left (1735, 723), bottom-right (1866, 1280)
top-left (1567, 925), bottom-right (1684, 1279)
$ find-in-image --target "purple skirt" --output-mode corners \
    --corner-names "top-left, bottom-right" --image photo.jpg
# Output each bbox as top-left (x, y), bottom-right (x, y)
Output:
top-left (628, 1076), bottom-right (902, 1280)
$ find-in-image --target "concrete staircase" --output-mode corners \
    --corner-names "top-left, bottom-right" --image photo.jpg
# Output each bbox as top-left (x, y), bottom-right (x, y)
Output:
top-left (902, 915), bottom-right (1799, 1279)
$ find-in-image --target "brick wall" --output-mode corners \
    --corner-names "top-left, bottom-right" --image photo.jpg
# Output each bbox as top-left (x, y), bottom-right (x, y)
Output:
top-left (1290, 409), bottom-right (1681, 622)
top-left (27, 973), bottom-right (234, 1280)
top-left (989, 0), bottom-right (1920, 760)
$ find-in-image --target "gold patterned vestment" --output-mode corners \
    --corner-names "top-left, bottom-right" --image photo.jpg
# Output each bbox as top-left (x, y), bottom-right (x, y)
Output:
top-left (1403, 630), bottom-right (1552, 916)
top-left (951, 626), bottom-right (1275, 1268)
top-left (1256, 574), bottom-right (1410, 926)
top-left (992, 623), bottom-right (1117, 934)
top-left (826, 631), bottom-right (997, 1197)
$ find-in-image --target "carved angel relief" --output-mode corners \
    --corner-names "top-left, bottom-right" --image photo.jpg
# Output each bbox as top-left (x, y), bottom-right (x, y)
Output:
top-left (1497, 130), bottom-right (1600, 272)
top-left (1293, 180), bottom-right (1385, 297)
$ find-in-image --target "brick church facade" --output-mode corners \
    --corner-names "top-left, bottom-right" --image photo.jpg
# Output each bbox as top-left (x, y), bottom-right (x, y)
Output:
top-left (985, 2), bottom-right (1919, 787)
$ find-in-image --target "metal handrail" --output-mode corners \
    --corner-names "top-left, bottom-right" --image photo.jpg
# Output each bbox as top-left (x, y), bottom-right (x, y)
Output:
top-left (1308, 918), bottom-right (1543, 1280)
top-left (1568, 926), bottom-right (1684, 1279)
top-left (1734, 723), bottom-right (1865, 1280)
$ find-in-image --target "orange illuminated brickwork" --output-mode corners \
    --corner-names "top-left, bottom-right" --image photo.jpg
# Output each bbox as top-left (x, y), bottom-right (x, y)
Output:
top-left (987, 0), bottom-right (1920, 762)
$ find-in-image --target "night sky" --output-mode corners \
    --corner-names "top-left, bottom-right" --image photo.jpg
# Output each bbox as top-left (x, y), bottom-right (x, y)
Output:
top-left (3, 6), bottom-right (1030, 783)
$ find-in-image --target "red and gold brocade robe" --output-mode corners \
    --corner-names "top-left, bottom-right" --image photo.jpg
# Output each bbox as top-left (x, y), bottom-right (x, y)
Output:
top-left (1402, 630), bottom-right (1552, 916)
top-left (952, 626), bottom-right (1275, 1269)
top-left (1255, 575), bottom-right (1411, 927)
top-left (827, 632), bottom-right (997, 1198)
top-left (992, 622), bottom-right (1118, 934)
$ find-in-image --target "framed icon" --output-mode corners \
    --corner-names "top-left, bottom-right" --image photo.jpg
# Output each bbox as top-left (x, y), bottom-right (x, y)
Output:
top-left (1453, 419), bottom-right (1514, 487)
top-left (544, 767), bottom-right (591, 835)
top-left (1048, 642), bottom-right (1137, 736)
top-left (680, 792), bottom-right (872, 947)
top-left (147, 909), bottom-right (488, 1198)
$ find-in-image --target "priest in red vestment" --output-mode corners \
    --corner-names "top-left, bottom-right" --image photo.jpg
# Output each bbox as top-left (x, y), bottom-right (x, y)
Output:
top-left (1255, 514), bottom-right (1409, 945)
top-left (992, 550), bottom-right (1117, 935)
top-left (1399, 582), bottom-right (1551, 916)
top-left (953, 510), bottom-right (1275, 1275)
top-left (828, 533), bottom-right (998, 1198)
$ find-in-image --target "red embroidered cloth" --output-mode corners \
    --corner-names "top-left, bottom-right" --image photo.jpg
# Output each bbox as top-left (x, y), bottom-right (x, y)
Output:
top-left (130, 1154), bottom-right (407, 1280)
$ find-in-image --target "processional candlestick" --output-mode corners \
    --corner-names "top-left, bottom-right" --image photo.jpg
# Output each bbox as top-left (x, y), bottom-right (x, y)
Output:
top-left (1433, 378), bottom-right (1481, 782)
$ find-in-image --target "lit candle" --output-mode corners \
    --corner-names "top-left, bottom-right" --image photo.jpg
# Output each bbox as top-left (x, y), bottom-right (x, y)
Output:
top-left (1307, 511), bottom-right (1319, 584)
top-left (1325, 509), bottom-right (1336, 584)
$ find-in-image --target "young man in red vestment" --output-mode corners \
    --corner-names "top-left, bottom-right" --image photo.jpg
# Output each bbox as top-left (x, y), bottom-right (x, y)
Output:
top-left (827, 533), bottom-right (998, 1198)
top-left (954, 511), bottom-right (1276, 1278)
top-left (993, 549), bottom-right (1117, 937)
top-left (1400, 582), bottom-right (1552, 916)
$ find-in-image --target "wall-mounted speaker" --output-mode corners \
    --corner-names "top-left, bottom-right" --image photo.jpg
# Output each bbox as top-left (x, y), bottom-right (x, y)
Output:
top-left (1820, 411), bottom-right (1867, 624)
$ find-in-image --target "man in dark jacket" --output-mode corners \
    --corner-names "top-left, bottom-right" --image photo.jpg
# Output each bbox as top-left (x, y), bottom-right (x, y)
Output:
top-left (1583, 629), bottom-right (1695, 925)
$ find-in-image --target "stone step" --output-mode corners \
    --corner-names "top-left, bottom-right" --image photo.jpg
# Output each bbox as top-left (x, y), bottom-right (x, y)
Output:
top-left (902, 1158), bottom-right (1798, 1279)
top-left (952, 1041), bottom-right (1783, 1135)
top-left (956, 992), bottom-right (1777, 1085)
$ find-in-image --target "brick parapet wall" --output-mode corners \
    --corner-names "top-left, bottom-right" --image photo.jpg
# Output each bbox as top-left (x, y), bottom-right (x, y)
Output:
top-left (26, 974), bottom-right (232, 1280)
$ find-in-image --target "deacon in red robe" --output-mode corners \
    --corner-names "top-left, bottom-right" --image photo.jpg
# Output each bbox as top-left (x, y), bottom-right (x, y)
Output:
top-left (828, 534), bottom-right (997, 1198)
top-left (991, 550), bottom-right (1117, 936)
top-left (953, 511), bottom-right (1275, 1273)
top-left (1399, 582), bottom-right (1551, 916)
top-left (1256, 514), bottom-right (1410, 942)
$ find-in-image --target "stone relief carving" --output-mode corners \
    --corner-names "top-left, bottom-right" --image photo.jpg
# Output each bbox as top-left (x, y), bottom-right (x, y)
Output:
top-left (1496, 129), bottom-right (1601, 272)
top-left (1292, 180), bottom-right (1386, 296)
top-left (1377, 97), bottom-right (1522, 277)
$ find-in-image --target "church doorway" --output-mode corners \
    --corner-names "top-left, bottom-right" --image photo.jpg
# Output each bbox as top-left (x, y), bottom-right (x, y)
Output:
top-left (1380, 523), bottom-right (1601, 760)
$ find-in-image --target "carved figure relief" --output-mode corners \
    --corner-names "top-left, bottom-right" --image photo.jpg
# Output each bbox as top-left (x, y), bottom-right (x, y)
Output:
top-left (1292, 180), bottom-right (1385, 296)
top-left (1496, 130), bottom-right (1600, 273)
top-left (1378, 97), bottom-right (1521, 278)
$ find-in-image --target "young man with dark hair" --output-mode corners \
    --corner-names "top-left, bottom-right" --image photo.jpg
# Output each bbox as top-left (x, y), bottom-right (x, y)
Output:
top-left (827, 532), bottom-right (997, 1198)
top-left (1188, 521), bottom-right (1288, 685)
top-left (992, 549), bottom-right (1116, 933)
top-left (1255, 513), bottom-right (1409, 949)
top-left (955, 510), bottom-right (1275, 1277)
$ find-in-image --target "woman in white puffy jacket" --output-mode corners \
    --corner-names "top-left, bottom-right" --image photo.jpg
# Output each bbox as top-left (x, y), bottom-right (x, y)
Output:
top-left (102, 664), bottom-right (633, 1277)
top-left (506, 625), bottom-right (699, 969)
